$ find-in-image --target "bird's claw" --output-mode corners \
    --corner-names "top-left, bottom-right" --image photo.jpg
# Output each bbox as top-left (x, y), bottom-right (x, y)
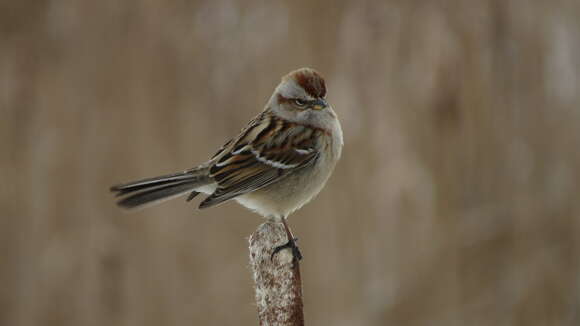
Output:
top-left (271, 237), bottom-right (302, 262)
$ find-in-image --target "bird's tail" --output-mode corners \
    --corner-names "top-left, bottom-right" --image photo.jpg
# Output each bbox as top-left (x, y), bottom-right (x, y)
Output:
top-left (110, 165), bottom-right (212, 209)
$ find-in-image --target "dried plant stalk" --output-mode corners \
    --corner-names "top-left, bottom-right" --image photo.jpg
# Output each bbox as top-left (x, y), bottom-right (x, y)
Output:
top-left (249, 222), bottom-right (304, 326)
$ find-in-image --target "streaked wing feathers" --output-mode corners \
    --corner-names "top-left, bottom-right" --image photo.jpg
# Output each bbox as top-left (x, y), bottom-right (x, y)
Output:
top-left (198, 112), bottom-right (320, 209)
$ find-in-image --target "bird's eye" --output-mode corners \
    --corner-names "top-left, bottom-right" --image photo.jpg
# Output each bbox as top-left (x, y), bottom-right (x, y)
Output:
top-left (294, 99), bottom-right (306, 107)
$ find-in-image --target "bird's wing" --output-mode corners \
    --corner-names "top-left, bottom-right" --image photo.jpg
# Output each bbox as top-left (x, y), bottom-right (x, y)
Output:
top-left (198, 113), bottom-right (321, 209)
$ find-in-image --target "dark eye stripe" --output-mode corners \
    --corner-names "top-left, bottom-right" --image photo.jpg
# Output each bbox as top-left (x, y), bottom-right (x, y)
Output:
top-left (294, 99), bottom-right (306, 106)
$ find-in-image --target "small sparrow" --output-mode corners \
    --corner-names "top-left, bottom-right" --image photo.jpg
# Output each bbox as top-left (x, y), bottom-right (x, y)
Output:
top-left (111, 68), bottom-right (343, 260)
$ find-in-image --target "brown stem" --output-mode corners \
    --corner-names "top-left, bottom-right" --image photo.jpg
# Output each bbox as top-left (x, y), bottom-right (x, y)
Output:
top-left (249, 222), bottom-right (304, 326)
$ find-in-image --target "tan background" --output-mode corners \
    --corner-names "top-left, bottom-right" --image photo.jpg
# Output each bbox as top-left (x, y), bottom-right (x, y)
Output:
top-left (2, 1), bottom-right (580, 325)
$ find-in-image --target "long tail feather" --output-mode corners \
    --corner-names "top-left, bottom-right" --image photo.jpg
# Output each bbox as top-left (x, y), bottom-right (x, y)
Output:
top-left (110, 166), bottom-right (211, 209)
top-left (111, 171), bottom-right (198, 196)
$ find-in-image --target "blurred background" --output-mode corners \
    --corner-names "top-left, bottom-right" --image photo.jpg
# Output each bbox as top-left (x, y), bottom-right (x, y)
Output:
top-left (2, 0), bottom-right (580, 325)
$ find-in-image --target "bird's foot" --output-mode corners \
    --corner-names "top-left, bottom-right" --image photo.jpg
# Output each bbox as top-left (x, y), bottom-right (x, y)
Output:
top-left (271, 237), bottom-right (302, 262)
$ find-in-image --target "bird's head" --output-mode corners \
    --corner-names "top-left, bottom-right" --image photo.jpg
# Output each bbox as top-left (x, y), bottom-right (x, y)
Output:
top-left (268, 68), bottom-right (334, 125)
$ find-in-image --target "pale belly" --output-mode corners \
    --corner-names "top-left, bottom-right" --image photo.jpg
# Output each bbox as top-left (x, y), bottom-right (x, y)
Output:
top-left (234, 157), bottom-right (335, 220)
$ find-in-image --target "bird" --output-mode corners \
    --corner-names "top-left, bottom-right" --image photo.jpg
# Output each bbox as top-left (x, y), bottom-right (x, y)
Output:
top-left (110, 68), bottom-right (343, 260)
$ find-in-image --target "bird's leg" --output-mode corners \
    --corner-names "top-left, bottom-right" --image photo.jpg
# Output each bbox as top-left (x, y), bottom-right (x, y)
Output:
top-left (271, 216), bottom-right (302, 261)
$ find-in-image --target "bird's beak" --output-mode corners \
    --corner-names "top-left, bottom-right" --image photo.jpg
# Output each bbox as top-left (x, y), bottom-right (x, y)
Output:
top-left (311, 98), bottom-right (328, 110)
